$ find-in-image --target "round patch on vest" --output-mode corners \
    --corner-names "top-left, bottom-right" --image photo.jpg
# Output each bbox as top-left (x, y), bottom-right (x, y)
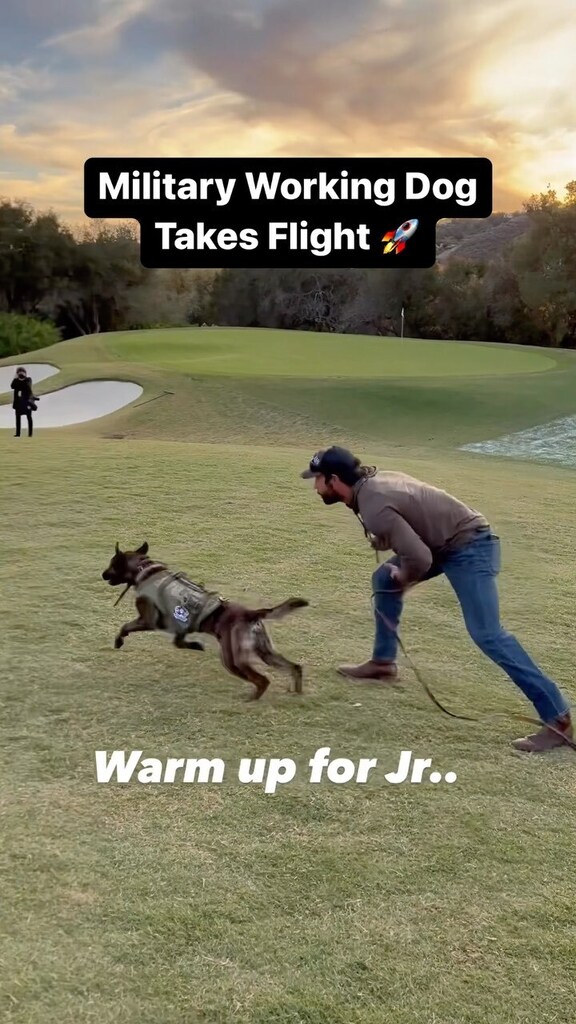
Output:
top-left (173, 605), bottom-right (190, 623)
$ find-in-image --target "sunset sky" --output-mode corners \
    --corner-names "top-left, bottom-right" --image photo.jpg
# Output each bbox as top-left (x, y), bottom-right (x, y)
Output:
top-left (1, 0), bottom-right (575, 225)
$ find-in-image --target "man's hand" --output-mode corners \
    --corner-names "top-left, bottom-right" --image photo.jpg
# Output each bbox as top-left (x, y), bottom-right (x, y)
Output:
top-left (368, 533), bottom-right (384, 550)
top-left (388, 564), bottom-right (411, 590)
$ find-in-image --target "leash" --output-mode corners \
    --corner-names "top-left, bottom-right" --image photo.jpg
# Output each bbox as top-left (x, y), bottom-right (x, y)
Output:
top-left (114, 583), bottom-right (132, 606)
top-left (111, 561), bottom-right (169, 606)
top-left (370, 547), bottom-right (576, 751)
top-left (371, 591), bottom-right (477, 722)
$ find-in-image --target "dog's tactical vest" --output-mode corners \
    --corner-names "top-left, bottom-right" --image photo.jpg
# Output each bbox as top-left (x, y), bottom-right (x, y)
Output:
top-left (135, 569), bottom-right (223, 634)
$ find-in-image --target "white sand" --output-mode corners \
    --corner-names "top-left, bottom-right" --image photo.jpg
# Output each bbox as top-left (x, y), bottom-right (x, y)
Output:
top-left (0, 362), bottom-right (60, 394)
top-left (0, 379), bottom-right (143, 428)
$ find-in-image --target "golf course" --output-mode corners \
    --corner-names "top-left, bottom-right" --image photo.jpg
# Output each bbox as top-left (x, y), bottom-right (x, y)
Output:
top-left (1, 326), bottom-right (575, 1024)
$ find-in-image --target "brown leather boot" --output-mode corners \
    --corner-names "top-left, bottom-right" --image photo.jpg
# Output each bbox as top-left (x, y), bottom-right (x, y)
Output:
top-left (337, 659), bottom-right (398, 682)
top-left (512, 712), bottom-right (573, 752)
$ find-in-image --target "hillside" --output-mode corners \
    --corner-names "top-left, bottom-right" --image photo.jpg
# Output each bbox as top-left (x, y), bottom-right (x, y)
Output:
top-left (436, 213), bottom-right (530, 264)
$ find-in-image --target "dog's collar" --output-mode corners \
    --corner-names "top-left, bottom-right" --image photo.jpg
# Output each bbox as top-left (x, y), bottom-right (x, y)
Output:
top-left (134, 562), bottom-right (167, 586)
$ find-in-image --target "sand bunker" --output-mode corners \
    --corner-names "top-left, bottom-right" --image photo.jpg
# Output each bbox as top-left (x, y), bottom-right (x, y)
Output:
top-left (0, 362), bottom-right (60, 394)
top-left (0, 379), bottom-right (143, 428)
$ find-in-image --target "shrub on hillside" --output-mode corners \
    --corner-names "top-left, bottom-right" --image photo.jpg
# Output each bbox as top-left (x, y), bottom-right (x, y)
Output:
top-left (0, 313), bottom-right (61, 359)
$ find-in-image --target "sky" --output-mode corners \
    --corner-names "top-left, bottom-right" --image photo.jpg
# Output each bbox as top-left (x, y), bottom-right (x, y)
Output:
top-left (1, 0), bottom-right (575, 225)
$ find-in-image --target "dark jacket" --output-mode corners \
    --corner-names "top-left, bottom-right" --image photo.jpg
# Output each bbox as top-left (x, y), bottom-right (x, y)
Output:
top-left (11, 376), bottom-right (35, 412)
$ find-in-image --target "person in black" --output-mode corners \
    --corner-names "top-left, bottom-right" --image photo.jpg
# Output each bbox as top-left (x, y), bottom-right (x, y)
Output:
top-left (11, 366), bottom-right (37, 437)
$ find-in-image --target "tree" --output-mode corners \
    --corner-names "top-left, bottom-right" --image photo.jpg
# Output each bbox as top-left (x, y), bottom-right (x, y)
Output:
top-left (0, 200), bottom-right (77, 317)
top-left (431, 261), bottom-right (489, 340)
top-left (0, 311), bottom-right (61, 358)
top-left (47, 222), bottom-right (150, 336)
top-left (481, 258), bottom-right (542, 345)
top-left (511, 181), bottom-right (576, 346)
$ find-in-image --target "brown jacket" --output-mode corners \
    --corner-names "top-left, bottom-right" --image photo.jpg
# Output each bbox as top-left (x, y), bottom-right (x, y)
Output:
top-left (349, 470), bottom-right (489, 582)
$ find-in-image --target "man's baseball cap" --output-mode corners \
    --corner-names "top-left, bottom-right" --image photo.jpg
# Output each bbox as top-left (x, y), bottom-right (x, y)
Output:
top-left (300, 445), bottom-right (361, 479)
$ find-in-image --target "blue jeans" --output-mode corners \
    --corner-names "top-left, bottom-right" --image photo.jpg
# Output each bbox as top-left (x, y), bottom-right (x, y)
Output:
top-left (371, 531), bottom-right (570, 723)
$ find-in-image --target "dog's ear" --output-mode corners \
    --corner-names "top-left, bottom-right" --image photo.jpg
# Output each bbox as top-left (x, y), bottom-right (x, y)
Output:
top-left (137, 542), bottom-right (149, 555)
top-left (115, 542), bottom-right (120, 554)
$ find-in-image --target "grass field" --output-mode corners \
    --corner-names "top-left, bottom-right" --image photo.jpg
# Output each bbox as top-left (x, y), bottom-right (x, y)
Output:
top-left (1, 327), bottom-right (576, 1024)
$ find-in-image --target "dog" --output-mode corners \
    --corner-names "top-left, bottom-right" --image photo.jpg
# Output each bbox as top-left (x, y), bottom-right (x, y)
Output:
top-left (101, 542), bottom-right (309, 700)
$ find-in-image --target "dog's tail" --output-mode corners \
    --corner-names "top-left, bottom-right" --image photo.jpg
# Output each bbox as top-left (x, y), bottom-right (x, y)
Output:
top-left (242, 597), bottom-right (309, 624)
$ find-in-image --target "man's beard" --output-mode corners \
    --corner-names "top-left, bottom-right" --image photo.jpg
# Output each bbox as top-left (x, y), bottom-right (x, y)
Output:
top-left (321, 492), bottom-right (342, 505)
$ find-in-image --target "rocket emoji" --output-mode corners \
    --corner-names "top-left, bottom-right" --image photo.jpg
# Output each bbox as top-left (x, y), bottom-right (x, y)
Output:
top-left (381, 218), bottom-right (419, 254)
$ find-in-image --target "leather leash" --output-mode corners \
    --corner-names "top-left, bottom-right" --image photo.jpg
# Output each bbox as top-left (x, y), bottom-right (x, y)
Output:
top-left (114, 583), bottom-right (132, 606)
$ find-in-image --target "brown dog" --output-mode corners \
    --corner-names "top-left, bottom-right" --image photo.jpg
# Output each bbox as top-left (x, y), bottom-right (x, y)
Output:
top-left (101, 542), bottom-right (308, 700)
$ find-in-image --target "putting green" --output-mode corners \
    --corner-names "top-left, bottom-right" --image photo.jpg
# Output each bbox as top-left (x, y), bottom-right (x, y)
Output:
top-left (101, 327), bottom-right (557, 379)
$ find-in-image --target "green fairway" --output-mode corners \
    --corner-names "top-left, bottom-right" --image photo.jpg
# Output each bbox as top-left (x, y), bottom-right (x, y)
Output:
top-left (99, 326), bottom-right (557, 378)
top-left (2, 326), bottom-right (576, 453)
top-left (1, 327), bottom-right (576, 1024)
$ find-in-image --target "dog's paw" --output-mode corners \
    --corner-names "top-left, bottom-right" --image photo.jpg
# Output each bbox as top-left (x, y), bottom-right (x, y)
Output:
top-left (173, 639), bottom-right (205, 651)
top-left (114, 636), bottom-right (124, 649)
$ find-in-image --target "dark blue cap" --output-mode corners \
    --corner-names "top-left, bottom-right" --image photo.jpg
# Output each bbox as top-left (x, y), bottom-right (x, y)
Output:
top-left (300, 446), bottom-right (360, 479)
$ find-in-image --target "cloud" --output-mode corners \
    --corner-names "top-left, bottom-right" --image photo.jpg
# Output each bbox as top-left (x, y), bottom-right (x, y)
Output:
top-left (0, 170), bottom-right (83, 220)
top-left (1, 0), bottom-right (575, 221)
top-left (207, 2), bottom-right (572, 200)
top-left (133, 1), bottom-right (511, 131)
top-left (0, 0), bottom-right (105, 59)
top-left (42, 0), bottom-right (151, 55)
top-left (0, 63), bottom-right (54, 103)
top-left (113, 0), bottom-right (575, 198)
top-left (0, 64), bottom-right (308, 221)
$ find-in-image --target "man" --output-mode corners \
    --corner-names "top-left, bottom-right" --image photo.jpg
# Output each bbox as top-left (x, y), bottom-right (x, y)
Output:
top-left (300, 445), bottom-right (572, 753)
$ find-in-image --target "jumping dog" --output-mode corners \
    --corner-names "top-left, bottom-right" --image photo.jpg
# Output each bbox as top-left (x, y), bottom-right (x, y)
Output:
top-left (101, 542), bottom-right (309, 700)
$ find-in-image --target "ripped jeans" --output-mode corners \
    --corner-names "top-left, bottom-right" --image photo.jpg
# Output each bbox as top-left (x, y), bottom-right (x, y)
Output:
top-left (371, 530), bottom-right (570, 723)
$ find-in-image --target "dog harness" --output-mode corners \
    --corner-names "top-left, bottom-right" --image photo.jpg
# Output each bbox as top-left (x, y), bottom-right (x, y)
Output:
top-left (135, 568), bottom-right (223, 634)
